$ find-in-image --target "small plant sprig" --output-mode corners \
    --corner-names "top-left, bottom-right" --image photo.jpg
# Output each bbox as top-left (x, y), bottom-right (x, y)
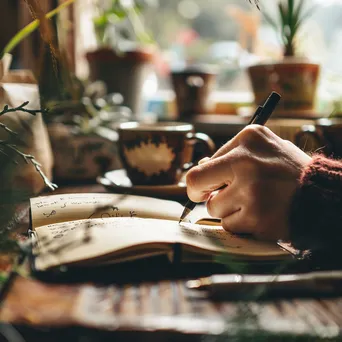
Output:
top-left (0, 101), bottom-right (47, 117)
top-left (0, 102), bottom-right (57, 191)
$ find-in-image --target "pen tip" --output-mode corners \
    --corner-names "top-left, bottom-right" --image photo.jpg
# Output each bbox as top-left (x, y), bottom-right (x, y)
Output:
top-left (179, 207), bottom-right (192, 223)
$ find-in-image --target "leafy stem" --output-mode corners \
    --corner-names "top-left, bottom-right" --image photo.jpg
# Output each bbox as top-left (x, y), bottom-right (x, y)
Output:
top-left (0, 102), bottom-right (57, 191)
top-left (0, 101), bottom-right (48, 117)
top-left (0, 123), bottom-right (17, 136)
top-left (5, 144), bottom-right (57, 191)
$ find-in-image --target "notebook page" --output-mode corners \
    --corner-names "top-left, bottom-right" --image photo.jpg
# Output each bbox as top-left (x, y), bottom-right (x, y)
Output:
top-left (177, 223), bottom-right (290, 260)
top-left (33, 217), bottom-right (290, 270)
top-left (30, 193), bottom-right (185, 229)
top-left (34, 217), bottom-right (179, 271)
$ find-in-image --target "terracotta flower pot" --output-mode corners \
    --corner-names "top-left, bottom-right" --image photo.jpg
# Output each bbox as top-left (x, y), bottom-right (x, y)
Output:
top-left (86, 47), bottom-right (154, 116)
top-left (247, 58), bottom-right (320, 117)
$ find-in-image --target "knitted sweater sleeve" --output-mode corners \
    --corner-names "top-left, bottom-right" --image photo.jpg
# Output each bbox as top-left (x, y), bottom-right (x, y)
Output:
top-left (289, 154), bottom-right (342, 254)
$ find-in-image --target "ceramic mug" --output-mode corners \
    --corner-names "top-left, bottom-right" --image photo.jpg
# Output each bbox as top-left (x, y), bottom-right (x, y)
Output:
top-left (295, 118), bottom-right (342, 156)
top-left (171, 66), bottom-right (217, 121)
top-left (117, 122), bottom-right (216, 185)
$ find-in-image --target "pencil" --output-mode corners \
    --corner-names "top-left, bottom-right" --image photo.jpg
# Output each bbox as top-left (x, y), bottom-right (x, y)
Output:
top-left (186, 270), bottom-right (342, 299)
top-left (179, 91), bottom-right (281, 223)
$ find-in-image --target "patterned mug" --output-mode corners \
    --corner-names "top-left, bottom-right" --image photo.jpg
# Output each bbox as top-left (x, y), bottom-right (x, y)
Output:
top-left (117, 122), bottom-right (216, 185)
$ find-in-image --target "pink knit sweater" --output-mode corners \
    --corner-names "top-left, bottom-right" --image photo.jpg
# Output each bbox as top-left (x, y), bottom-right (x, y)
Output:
top-left (289, 155), bottom-right (342, 255)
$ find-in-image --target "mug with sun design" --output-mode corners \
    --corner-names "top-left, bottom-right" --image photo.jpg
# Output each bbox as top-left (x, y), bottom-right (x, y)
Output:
top-left (117, 122), bottom-right (216, 186)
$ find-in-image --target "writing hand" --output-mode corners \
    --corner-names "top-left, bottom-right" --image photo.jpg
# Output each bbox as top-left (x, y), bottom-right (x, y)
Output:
top-left (186, 125), bottom-right (312, 241)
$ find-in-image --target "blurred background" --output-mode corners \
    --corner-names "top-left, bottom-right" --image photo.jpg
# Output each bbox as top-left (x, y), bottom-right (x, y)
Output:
top-left (2, 0), bottom-right (342, 117)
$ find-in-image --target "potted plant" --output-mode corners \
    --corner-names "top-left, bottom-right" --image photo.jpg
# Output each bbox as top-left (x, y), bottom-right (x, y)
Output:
top-left (46, 81), bottom-right (129, 182)
top-left (0, 0), bottom-right (126, 183)
top-left (0, 0), bottom-right (82, 185)
top-left (0, 0), bottom-right (78, 197)
top-left (247, 0), bottom-right (320, 116)
top-left (86, 0), bottom-right (156, 116)
top-left (0, 1), bottom-right (79, 269)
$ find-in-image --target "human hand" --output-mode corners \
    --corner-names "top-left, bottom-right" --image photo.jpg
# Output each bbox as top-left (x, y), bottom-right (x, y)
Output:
top-left (186, 125), bottom-right (312, 241)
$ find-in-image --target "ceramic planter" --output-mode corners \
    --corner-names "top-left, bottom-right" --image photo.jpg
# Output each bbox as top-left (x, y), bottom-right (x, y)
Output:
top-left (170, 66), bottom-right (217, 121)
top-left (86, 47), bottom-right (154, 116)
top-left (48, 123), bottom-right (121, 182)
top-left (0, 55), bottom-right (54, 195)
top-left (248, 58), bottom-right (320, 117)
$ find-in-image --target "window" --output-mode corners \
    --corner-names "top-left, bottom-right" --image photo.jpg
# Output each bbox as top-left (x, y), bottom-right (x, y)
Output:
top-left (74, 0), bottom-right (342, 113)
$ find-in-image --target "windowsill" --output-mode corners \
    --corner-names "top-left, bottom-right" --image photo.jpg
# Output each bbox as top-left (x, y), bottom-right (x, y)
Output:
top-left (145, 90), bottom-right (255, 118)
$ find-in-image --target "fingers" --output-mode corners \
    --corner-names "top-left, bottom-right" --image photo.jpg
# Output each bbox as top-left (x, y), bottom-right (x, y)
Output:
top-left (220, 209), bottom-right (254, 235)
top-left (206, 183), bottom-right (240, 218)
top-left (211, 131), bottom-right (240, 159)
top-left (187, 125), bottom-right (295, 241)
top-left (212, 125), bottom-right (281, 159)
top-left (187, 123), bottom-right (287, 203)
top-left (186, 154), bottom-right (234, 203)
top-left (198, 157), bottom-right (211, 165)
top-left (206, 184), bottom-right (255, 236)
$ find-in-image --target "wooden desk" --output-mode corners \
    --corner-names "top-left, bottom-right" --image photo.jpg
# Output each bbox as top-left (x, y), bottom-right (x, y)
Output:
top-left (0, 184), bottom-right (341, 341)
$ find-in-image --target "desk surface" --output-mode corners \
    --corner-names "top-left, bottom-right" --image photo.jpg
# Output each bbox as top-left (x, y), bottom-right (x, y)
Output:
top-left (0, 184), bottom-right (341, 341)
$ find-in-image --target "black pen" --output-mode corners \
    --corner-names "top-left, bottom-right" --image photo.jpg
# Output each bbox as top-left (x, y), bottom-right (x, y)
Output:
top-left (179, 91), bottom-right (281, 223)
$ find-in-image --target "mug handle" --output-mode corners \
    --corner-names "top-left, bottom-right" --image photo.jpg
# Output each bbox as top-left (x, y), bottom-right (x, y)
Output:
top-left (295, 125), bottom-right (330, 154)
top-left (183, 132), bottom-right (216, 171)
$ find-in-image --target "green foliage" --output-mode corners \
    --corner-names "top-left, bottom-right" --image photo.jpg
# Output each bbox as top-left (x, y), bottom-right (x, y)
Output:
top-left (263, 0), bottom-right (315, 57)
top-left (0, 0), bottom-right (75, 59)
top-left (93, 0), bottom-right (154, 48)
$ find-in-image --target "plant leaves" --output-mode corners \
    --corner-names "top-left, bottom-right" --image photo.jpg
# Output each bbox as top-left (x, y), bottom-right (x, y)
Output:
top-left (278, 3), bottom-right (290, 45)
top-left (0, 0), bottom-right (75, 59)
top-left (300, 6), bottom-right (317, 25)
top-left (278, 2), bottom-right (287, 27)
top-left (93, 14), bottom-right (109, 28)
top-left (288, 0), bottom-right (294, 28)
top-left (263, 11), bottom-right (279, 31)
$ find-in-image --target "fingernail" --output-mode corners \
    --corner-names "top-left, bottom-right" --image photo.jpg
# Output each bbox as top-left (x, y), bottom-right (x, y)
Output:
top-left (198, 157), bottom-right (211, 165)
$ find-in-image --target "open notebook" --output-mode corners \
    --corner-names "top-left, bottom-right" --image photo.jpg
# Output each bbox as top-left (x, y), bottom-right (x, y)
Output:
top-left (29, 193), bottom-right (291, 271)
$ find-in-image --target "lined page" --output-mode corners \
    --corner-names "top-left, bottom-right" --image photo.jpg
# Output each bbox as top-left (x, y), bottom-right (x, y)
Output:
top-left (34, 217), bottom-right (179, 271)
top-left (33, 217), bottom-right (289, 270)
top-left (177, 223), bottom-right (290, 260)
top-left (30, 193), bottom-right (185, 229)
